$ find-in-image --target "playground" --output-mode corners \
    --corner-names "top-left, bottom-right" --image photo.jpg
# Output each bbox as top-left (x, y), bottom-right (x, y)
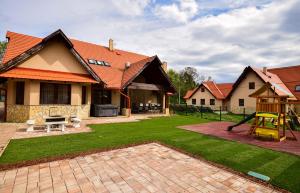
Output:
top-left (179, 121), bottom-right (300, 156)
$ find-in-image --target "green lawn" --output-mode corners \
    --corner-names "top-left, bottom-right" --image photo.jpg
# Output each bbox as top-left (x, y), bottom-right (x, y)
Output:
top-left (1, 116), bottom-right (299, 192)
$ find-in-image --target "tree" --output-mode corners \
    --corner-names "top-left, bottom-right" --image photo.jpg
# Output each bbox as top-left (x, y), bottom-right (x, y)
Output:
top-left (168, 67), bottom-right (200, 104)
top-left (0, 41), bottom-right (7, 64)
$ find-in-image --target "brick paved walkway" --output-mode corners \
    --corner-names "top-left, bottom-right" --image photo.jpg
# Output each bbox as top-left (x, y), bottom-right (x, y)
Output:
top-left (180, 122), bottom-right (300, 156)
top-left (0, 123), bottom-right (24, 157)
top-left (0, 143), bottom-right (279, 193)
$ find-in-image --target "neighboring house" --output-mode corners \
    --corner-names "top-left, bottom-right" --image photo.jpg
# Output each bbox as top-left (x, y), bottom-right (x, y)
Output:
top-left (183, 81), bottom-right (233, 110)
top-left (0, 30), bottom-right (176, 123)
top-left (184, 66), bottom-right (300, 114)
top-left (227, 66), bottom-right (297, 114)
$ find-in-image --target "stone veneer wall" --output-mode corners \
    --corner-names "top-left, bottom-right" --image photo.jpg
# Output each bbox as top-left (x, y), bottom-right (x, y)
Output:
top-left (7, 105), bottom-right (30, 123)
top-left (7, 104), bottom-right (90, 124)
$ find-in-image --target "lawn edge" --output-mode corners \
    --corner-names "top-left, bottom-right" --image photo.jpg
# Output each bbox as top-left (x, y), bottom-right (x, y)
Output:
top-left (0, 141), bottom-right (289, 193)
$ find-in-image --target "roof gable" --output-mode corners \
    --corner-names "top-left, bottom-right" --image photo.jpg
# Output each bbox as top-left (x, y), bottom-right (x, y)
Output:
top-left (269, 65), bottom-right (300, 100)
top-left (227, 66), bottom-right (294, 99)
top-left (1, 30), bottom-right (100, 82)
top-left (184, 81), bottom-right (233, 100)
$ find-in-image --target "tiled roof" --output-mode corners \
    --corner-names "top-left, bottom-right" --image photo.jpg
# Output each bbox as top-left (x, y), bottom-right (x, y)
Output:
top-left (0, 67), bottom-right (97, 83)
top-left (269, 65), bottom-right (300, 100)
top-left (1, 31), bottom-right (152, 88)
top-left (215, 83), bottom-right (234, 98)
top-left (121, 56), bottom-right (156, 87)
top-left (184, 81), bottom-right (233, 100)
top-left (251, 67), bottom-right (293, 97)
top-left (183, 88), bottom-right (197, 99)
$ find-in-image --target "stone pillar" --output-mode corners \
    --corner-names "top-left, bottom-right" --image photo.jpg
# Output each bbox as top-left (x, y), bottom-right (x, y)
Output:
top-left (164, 94), bottom-right (170, 116)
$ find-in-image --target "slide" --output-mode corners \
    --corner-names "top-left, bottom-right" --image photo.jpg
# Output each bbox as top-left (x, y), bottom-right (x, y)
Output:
top-left (288, 114), bottom-right (300, 131)
top-left (227, 112), bottom-right (256, 131)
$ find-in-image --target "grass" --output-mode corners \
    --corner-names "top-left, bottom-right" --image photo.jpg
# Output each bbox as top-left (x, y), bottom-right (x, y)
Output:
top-left (1, 115), bottom-right (300, 192)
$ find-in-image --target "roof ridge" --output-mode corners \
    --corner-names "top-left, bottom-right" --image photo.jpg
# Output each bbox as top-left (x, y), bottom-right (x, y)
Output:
top-left (269, 64), bottom-right (300, 70)
top-left (7, 30), bottom-right (149, 59)
top-left (211, 81), bottom-right (225, 98)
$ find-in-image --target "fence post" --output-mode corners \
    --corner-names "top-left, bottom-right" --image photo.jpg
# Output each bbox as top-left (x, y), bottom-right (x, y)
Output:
top-left (200, 105), bottom-right (203, 118)
top-left (220, 106), bottom-right (222, 121)
top-left (186, 103), bottom-right (188, 116)
top-left (243, 108), bottom-right (246, 119)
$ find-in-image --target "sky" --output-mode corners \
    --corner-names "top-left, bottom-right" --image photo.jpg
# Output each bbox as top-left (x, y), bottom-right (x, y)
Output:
top-left (1, 0), bottom-right (300, 83)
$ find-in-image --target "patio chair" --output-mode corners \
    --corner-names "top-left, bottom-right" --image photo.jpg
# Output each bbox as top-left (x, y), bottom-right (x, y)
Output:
top-left (145, 103), bottom-right (149, 112)
top-left (138, 103), bottom-right (144, 113)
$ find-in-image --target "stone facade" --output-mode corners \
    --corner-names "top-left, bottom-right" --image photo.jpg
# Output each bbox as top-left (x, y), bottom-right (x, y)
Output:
top-left (7, 104), bottom-right (90, 124)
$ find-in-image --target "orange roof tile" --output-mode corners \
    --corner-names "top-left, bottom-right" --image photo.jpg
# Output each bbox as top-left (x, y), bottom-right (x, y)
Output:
top-left (2, 31), bottom-right (153, 88)
top-left (183, 88), bottom-right (197, 99)
top-left (269, 65), bottom-right (300, 100)
top-left (184, 81), bottom-right (233, 100)
top-left (0, 67), bottom-right (97, 83)
top-left (216, 83), bottom-right (233, 98)
top-left (121, 56), bottom-right (156, 87)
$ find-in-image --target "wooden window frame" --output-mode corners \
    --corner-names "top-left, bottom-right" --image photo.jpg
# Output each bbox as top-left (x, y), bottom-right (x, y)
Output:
top-left (201, 99), bottom-right (205, 105)
top-left (249, 82), bottom-right (255, 90)
top-left (15, 81), bottom-right (25, 105)
top-left (40, 83), bottom-right (71, 105)
top-left (210, 99), bottom-right (215, 106)
top-left (192, 99), bottom-right (196, 105)
top-left (239, 99), bottom-right (244, 107)
top-left (82, 86), bottom-right (87, 105)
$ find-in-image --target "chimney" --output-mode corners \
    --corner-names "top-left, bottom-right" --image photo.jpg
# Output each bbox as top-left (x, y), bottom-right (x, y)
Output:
top-left (125, 61), bottom-right (131, 69)
top-left (263, 66), bottom-right (267, 74)
top-left (109, 38), bottom-right (114, 51)
top-left (161, 61), bottom-right (167, 72)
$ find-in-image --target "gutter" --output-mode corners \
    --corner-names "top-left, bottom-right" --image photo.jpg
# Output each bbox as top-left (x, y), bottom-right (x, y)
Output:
top-left (119, 91), bottom-right (131, 117)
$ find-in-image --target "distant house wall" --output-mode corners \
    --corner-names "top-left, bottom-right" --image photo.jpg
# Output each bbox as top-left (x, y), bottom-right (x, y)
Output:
top-left (186, 86), bottom-right (223, 110)
top-left (229, 71), bottom-right (266, 114)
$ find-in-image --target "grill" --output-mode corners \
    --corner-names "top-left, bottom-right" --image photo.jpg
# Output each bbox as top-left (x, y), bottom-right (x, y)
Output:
top-left (91, 104), bottom-right (118, 117)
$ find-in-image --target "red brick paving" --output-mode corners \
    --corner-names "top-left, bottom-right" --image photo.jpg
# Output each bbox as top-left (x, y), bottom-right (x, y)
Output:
top-left (179, 122), bottom-right (300, 156)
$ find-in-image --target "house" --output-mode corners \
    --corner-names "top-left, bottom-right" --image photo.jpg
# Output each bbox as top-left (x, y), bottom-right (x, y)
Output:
top-left (0, 30), bottom-right (176, 123)
top-left (184, 65), bottom-right (300, 114)
top-left (227, 66), bottom-right (297, 114)
top-left (183, 81), bottom-right (233, 110)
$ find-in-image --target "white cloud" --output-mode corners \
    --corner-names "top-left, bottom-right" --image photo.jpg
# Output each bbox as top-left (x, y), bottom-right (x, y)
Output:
top-left (1, 0), bottom-right (300, 83)
top-left (112, 0), bottom-right (152, 16)
top-left (154, 0), bottom-right (198, 23)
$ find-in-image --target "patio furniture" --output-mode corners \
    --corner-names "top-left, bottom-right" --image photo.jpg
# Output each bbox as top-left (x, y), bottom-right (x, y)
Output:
top-left (71, 117), bottom-right (81, 128)
top-left (44, 116), bottom-right (67, 133)
top-left (138, 103), bottom-right (144, 112)
top-left (91, 104), bottom-right (118, 117)
top-left (26, 119), bottom-right (35, 132)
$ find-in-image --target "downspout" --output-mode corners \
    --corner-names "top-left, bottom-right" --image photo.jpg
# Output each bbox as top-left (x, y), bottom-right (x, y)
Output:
top-left (119, 91), bottom-right (131, 117)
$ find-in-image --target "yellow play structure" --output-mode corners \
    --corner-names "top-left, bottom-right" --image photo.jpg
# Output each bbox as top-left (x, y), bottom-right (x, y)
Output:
top-left (249, 83), bottom-right (298, 141)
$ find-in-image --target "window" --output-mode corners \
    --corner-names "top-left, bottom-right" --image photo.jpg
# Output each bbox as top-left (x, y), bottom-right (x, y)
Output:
top-left (82, 86), bottom-right (87, 105)
top-left (239, 99), bottom-right (244, 107)
top-left (88, 59), bottom-right (96, 64)
top-left (249, 82), bottom-right (255, 89)
top-left (201, 99), bottom-right (205, 105)
top-left (96, 60), bottom-right (104, 66)
top-left (201, 87), bottom-right (205, 92)
top-left (15, 81), bottom-right (24, 105)
top-left (40, 83), bottom-right (71, 104)
top-left (210, 99), bottom-right (215, 105)
top-left (192, 99), bottom-right (196, 105)
top-left (296, 85), bottom-right (300, 92)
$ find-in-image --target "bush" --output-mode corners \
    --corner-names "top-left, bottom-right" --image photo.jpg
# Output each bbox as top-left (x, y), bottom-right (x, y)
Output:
top-left (170, 104), bottom-right (213, 114)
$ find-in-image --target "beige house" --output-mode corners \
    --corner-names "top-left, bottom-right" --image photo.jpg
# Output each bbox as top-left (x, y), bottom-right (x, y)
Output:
top-left (0, 30), bottom-right (176, 123)
top-left (184, 81), bottom-right (233, 110)
top-left (227, 66), bottom-right (297, 114)
top-left (185, 66), bottom-right (300, 114)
